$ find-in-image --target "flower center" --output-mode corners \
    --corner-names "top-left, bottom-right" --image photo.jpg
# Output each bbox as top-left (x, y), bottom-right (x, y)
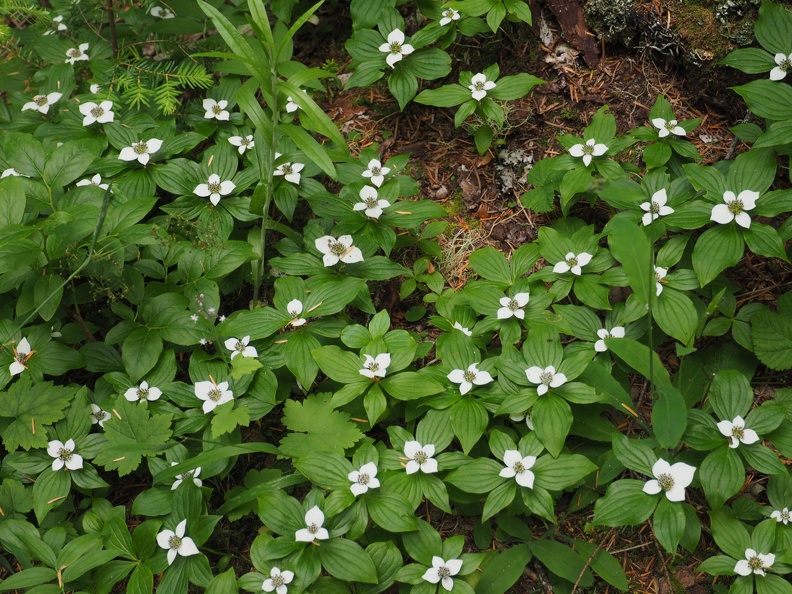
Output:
top-left (168, 535), bottom-right (182, 550)
top-left (664, 121), bottom-right (676, 131)
top-left (212, 104), bottom-right (223, 114)
top-left (208, 388), bottom-right (223, 401)
top-left (133, 142), bottom-right (148, 154)
top-left (389, 41), bottom-right (402, 54)
top-left (92, 410), bottom-right (108, 423)
top-left (731, 425), bottom-right (745, 440)
top-left (507, 299), bottom-right (520, 311)
top-left (728, 200), bottom-right (744, 214)
top-left (307, 523), bottom-right (319, 534)
top-left (650, 201), bottom-right (661, 214)
top-left (177, 470), bottom-right (195, 480)
top-left (242, 137), bottom-right (252, 146)
top-left (282, 164), bottom-right (293, 175)
top-left (364, 196), bottom-right (378, 208)
top-left (513, 461), bottom-right (525, 473)
top-left (34, 95), bottom-right (48, 105)
top-left (58, 447), bottom-right (73, 462)
top-left (566, 257), bottom-right (578, 267)
top-left (137, 387), bottom-right (149, 400)
top-left (368, 362), bottom-right (380, 372)
top-left (582, 144), bottom-right (595, 155)
top-left (15, 352), bottom-right (27, 364)
top-left (437, 567), bottom-right (451, 579)
top-left (782, 510), bottom-right (791, 522)
top-left (655, 270), bottom-right (664, 282)
top-left (747, 556), bottom-right (763, 570)
top-left (413, 450), bottom-right (428, 464)
top-left (443, 9), bottom-right (455, 18)
top-left (657, 473), bottom-right (675, 491)
top-left (271, 575), bottom-right (285, 587)
top-left (463, 370), bottom-right (476, 382)
top-left (370, 166), bottom-right (381, 176)
top-left (68, 48), bottom-right (81, 57)
top-left (474, 80), bottom-right (486, 91)
top-left (330, 241), bottom-right (346, 256)
top-left (357, 473), bottom-right (370, 485)
top-left (539, 371), bottom-right (553, 385)
top-left (781, 58), bottom-right (791, 71)
top-left (208, 181), bottom-right (222, 193)
top-left (90, 106), bottom-right (104, 117)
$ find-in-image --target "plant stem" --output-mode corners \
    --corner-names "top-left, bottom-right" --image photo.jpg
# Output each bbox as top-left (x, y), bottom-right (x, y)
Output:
top-left (107, 0), bottom-right (118, 58)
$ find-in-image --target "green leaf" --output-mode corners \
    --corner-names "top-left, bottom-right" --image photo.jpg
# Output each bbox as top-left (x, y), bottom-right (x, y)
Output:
top-left (312, 345), bottom-right (368, 384)
top-left (721, 48), bottom-right (776, 73)
top-left (732, 79), bottom-right (792, 121)
top-left (388, 68), bottom-right (418, 111)
top-left (607, 215), bottom-right (652, 307)
top-left (449, 397), bottom-right (489, 453)
top-left (710, 370), bottom-right (754, 420)
top-left (469, 246), bottom-right (512, 283)
top-left (211, 402), bottom-right (251, 438)
top-left (752, 307), bottom-right (792, 371)
top-left (43, 139), bottom-right (105, 188)
top-left (380, 372), bottom-right (445, 400)
top-left (279, 394), bottom-right (364, 457)
top-left (755, 1), bottom-right (792, 55)
top-left (0, 567), bottom-right (58, 592)
top-left (533, 454), bottom-right (597, 490)
top-left (607, 338), bottom-right (670, 387)
top-left (414, 84), bottom-right (471, 107)
top-left (445, 458), bottom-right (506, 494)
top-left (532, 393), bottom-right (573, 458)
top-left (592, 480), bottom-right (658, 527)
top-left (0, 177), bottom-right (26, 226)
top-left (612, 434), bottom-right (657, 476)
top-left (279, 123), bottom-right (336, 179)
top-left (692, 225), bottom-right (745, 287)
top-left (32, 468), bottom-right (71, 523)
top-left (757, 574), bottom-right (792, 594)
top-left (366, 490), bottom-right (418, 532)
top-left (653, 385), bottom-right (688, 449)
top-left (574, 541), bottom-right (628, 592)
top-left (654, 288), bottom-right (699, 345)
top-left (529, 540), bottom-right (593, 588)
top-left (403, 519), bottom-right (442, 566)
top-left (205, 568), bottom-right (238, 594)
top-left (653, 495), bottom-right (686, 553)
top-left (121, 328), bottom-right (162, 382)
top-left (0, 378), bottom-right (73, 450)
top-left (474, 544), bottom-right (532, 594)
top-left (294, 453), bottom-right (352, 491)
top-left (489, 73), bottom-right (543, 101)
top-left (700, 447), bottom-right (744, 508)
top-left (709, 509), bottom-right (750, 559)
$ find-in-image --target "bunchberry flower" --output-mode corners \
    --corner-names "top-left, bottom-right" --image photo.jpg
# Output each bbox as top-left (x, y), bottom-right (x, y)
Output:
top-left (295, 506), bottom-right (329, 542)
top-left (228, 135), bottom-right (254, 154)
top-left (263, 567), bottom-right (294, 594)
top-left (171, 462), bottom-right (202, 489)
top-left (224, 336), bottom-right (257, 359)
top-left (194, 173), bottom-right (235, 206)
top-left (468, 73), bottom-right (496, 101)
top-left (65, 43), bottom-right (90, 64)
top-left (499, 450), bottom-right (537, 488)
top-left (642, 459), bottom-right (696, 502)
top-left (422, 556), bottom-right (462, 591)
top-left (47, 438), bottom-right (83, 471)
top-left (447, 363), bottom-right (493, 395)
top-left (553, 251), bottom-right (592, 276)
top-left (453, 322), bottom-right (472, 336)
top-left (315, 235), bottom-right (364, 266)
top-left (771, 507), bottom-right (790, 525)
top-left (348, 462), bottom-right (380, 496)
top-left (156, 520), bottom-right (199, 565)
top-left (496, 292), bottom-right (529, 320)
top-left (734, 549), bottom-right (775, 577)
top-left (525, 365), bottom-right (567, 396)
top-left (124, 381), bottom-right (162, 403)
top-left (379, 29), bottom-right (414, 68)
top-left (403, 441), bottom-right (438, 474)
top-left (654, 266), bottom-right (668, 297)
top-left (90, 403), bottom-right (110, 428)
top-left (594, 326), bottom-right (625, 352)
top-left (9, 337), bottom-right (34, 376)
top-left (273, 159), bottom-right (304, 184)
top-left (76, 173), bottom-right (110, 190)
top-left (439, 8), bottom-right (460, 26)
top-left (510, 411), bottom-right (534, 430)
top-left (568, 138), bottom-right (608, 166)
top-left (194, 378), bottom-right (234, 413)
top-left (90, 84), bottom-right (102, 93)
top-left (203, 98), bottom-right (230, 121)
top-left (651, 118), bottom-right (686, 137)
top-left (44, 15), bottom-right (67, 35)
top-left (362, 158), bottom-right (390, 187)
top-left (286, 299), bottom-right (307, 327)
top-left (285, 96), bottom-right (299, 113)
top-left (710, 190), bottom-right (758, 229)
top-left (770, 52), bottom-right (792, 81)
top-left (22, 92), bottom-right (62, 114)
top-left (360, 353), bottom-right (391, 379)
top-left (118, 138), bottom-right (163, 165)
top-left (79, 101), bottom-right (114, 126)
top-left (353, 185), bottom-right (390, 219)
top-left (640, 189), bottom-right (674, 225)
top-left (150, 5), bottom-right (176, 18)
top-left (716, 416), bottom-right (760, 449)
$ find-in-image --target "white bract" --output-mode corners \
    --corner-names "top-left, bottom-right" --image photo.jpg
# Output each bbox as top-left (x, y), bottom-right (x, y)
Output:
top-left (263, 567), bottom-right (295, 594)
top-left (274, 160), bottom-right (304, 184)
top-left (157, 520), bottom-right (199, 565)
top-left (379, 29), bottom-right (414, 68)
top-left (47, 438), bottom-right (83, 471)
top-left (9, 337), bottom-right (33, 376)
top-left (228, 135), bottom-right (254, 154)
top-left (447, 363), bottom-right (493, 395)
top-left (90, 84), bottom-right (102, 93)
top-left (65, 43), bottom-right (90, 64)
top-left (655, 266), bottom-right (668, 297)
top-left (79, 101), bottom-right (114, 126)
top-left (595, 326), bottom-right (625, 352)
top-left (716, 416), bottom-right (760, 449)
top-left (499, 450), bottom-right (537, 488)
top-left (734, 549), bottom-right (775, 577)
top-left (315, 235), bottom-right (364, 266)
top-left (525, 365), bottom-right (567, 396)
top-left (150, 5), bottom-right (176, 18)
top-left (124, 381), bottom-right (162, 403)
top-left (362, 158), bottom-right (390, 187)
top-left (2, 168), bottom-right (22, 178)
top-left (224, 336), bottom-right (257, 359)
top-left (203, 98), bottom-right (230, 120)
top-left (642, 459), bottom-right (696, 502)
top-left (90, 404), bottom-right (110, 428)
top-left (569, 138), bottom-right (607, 166)
top-left (510, 411), bottom-right (534, 430)
top-left (651, 118), bottom-right (686, 137)
top-left (453, 322), bottom-right (472, 336)
top-left (640, 189), bottom-right (674, 225)
top-left (194, 379), bottom-right (234, 413)
top-left (468, 73), bottom-right (496, 101)
top-left (171, 462), bottom-right (202, 489)
top-left (710, 190), bottom-right (758, 229)
top-left (285, 96), bottom-right (299, 113)
top-left (295, 506), bottom-right (329, 542)
top-left (439, 8), bottom-right (460, 26)
top-left (403, 441), bottom-right (438, 474)
top-left (553, 251), bottom-right (592, 276)
top-left (422, 556), bottom-right (462, 592)
top-left (22, 92), bottom-right (63, 114)
top-left (771, 507), bottom-right (790, 525)
top-left (195, 174), bottom-right (235, 206)
top-left (497, 292), bottom-right (529, 320)
top-left (76, 173), bottom-right (110, 190)
top-left (118, 138), bottom-right (163, 165)
top-left (348, 462), bottom-right (380, 496)
top-left (44, 15), bottom-right (67, 35)
top-left (287, 299), bottom-right (307, 327)
top-left (360, 353), bottom-right (391, 379)
top-left (354, 185), bottom-right (390, 219)
top-left (771, 52), bottom-right (792, 81)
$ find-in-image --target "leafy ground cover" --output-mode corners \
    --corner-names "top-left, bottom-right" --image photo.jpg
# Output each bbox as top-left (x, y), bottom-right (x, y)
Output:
top-left (1, 1), bottom-right (792, 593)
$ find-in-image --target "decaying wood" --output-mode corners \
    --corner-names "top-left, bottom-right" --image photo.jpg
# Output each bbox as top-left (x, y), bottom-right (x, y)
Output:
top-left (539, 0), bottom-right (600, 68)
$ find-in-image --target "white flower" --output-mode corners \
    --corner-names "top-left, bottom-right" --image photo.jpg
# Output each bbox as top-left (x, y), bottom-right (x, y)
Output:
top-left (379, 29), bottom-right (414, 68)
top-left (295, 506), bottom-right (329, 542)
top-left (79, 101), bottom-right (114, 126)
top-left (315, 235), bottom-right (364, 266)
top-left (553, 251), bottom-right (593, 276)
top-left (171, 462), bottom-right (202, 490)
top-left (496, 292), bottom-right (529, 320)
top-left (654, 266), bottom-right (668, 297)
top-left (89, 84), bottom-right (102, 94)
top-left (273, 160), bottom-right (304, 184)
top-left (640, 189), bottom-right (674, 225)
top-left (569, 138), bottom-right (608, 166)
top-left (734, 549), bottom-right (775, 577)
top-left (360, 353), bottom-right (391, 379)
top-left (157, 520), bottom-right (200, 565)
top-left (44, 15), bottom-right (68, 35)
top-left (263, 567), bottom-right (295, 594)
top-left (150, 5), bottom-right (176, 18)
top-left (770, 53), bottom-right (792, 81)
top-left (447, 363), bottom-right (493, 395)
top-left (348, 462), bottom-right (380, 496)
top-left (499, 449), bottom-right (537, 488)
top-left (510, 411), bottom-right (534, 430)
top-left (22, 92), bottom-right (63, 114)
top-left (439, 8), bottom-right (460, 26)
top-left (642, 459), bottom-right (696, 502)
top-left (203, 98), bottom-right (230, 121)
top-left (76, 173), bottom-right (110, 190)
top-left (710, 190), bottom-right (759, 229)
top-left (716, 416), bottom-right (760, 449)
top-left (453, 322), bottom-right (472, 336)
top-left (228, 135), bottom-right (254, 154)
top-left (118, 138), bottom-right (163, 165)
top-left (224, 335), bottom-right (257, 359)
top-left (403, 441), bottom-right (438, 474)
top-left (771, 507), bottom-right (790, 525)
top-left (194, 379), bottom-right (234, 413)
top-left (9, 337), bottom-right (33, 376)
top-left (287, 299), bottom-right (307, 327)
top-left (651, 118), bottom-right (686, 138)
top-left (525, 365), bottom-right (567, 396)
top-left (353, 185), bottom-right (390, 219)
top-left (594, 326), bottom-right (625, 352)
top-left (468, 73), bottom-right (496, 101)
top-left (90, 403), bottom-right (110, 428)
top-left (194, 173), bottom-right (235, 206)
top-left (285, 96), bottom-right (299, 113)
top-left (2, 168), bottom-right (22, 178)
top-left (124, 381), bottom-right (162, 403)
top-left (361, 158), bottom-right (390, 187)
top-left (65, 43), bottom-right (90, 64)
top-left (422, 556), bottom-right (462, 592)
top-left (46, 438), bottom-right (83, 471)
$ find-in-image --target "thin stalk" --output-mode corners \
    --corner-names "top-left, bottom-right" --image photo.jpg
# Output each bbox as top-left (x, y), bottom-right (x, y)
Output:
top-left (106, 0), bottom-right (118, 58)
top-left (648, 221), bottom-right (655, 402)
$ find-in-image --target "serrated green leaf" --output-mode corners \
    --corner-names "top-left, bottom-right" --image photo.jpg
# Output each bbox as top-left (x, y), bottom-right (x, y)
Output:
top-left (279, 394), bottom-right (364, 457)
top-left (0, 378), bottom-right (74, 450)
